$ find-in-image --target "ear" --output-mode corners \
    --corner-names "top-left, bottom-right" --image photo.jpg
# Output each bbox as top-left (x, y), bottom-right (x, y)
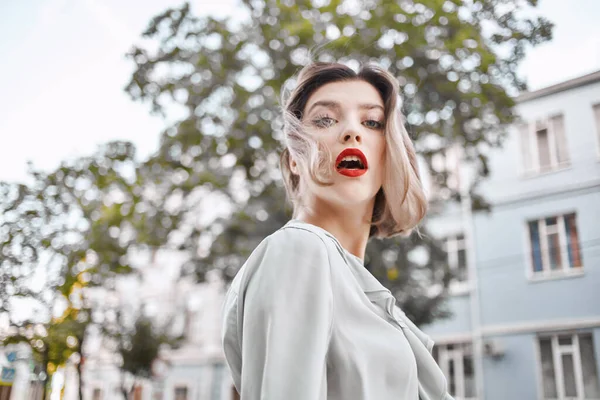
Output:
top-left (289, 156), bottom-right (299, 175)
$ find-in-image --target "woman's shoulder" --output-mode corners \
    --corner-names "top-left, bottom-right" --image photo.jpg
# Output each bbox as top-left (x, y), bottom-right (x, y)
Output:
top-left (227, 222), bottom-right (334, 295)
top-left (241, 222), bottom-right (335, 267)
top-left (270, 222), bottom-right (333, 250)
top-left (252, 224), bottom-right (332, 273)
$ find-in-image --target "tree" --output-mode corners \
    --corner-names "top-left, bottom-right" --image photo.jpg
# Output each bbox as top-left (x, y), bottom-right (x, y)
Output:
top-left (0, 141), bottom-right (161, 399)
top-left (0, 174), bottom-right (91, 399)
top-left (102, 311), bottom-right (181, 400)
top-left (123, 0), bottom-right (552, 323)
top-left (1, 311), bottom-right (85, 400)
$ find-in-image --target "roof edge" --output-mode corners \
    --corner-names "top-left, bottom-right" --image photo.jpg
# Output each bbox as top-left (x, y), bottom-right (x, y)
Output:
top-left (516, 69), bottom-right (600, 103)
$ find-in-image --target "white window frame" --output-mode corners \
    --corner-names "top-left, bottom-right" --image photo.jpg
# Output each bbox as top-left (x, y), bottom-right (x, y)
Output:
top-left (593, 103), bottom-right (600, 159)
top-left (520, 114), bottom-right (570, 176)
top-left (426, 231), bottom-right (470, 298)
top-left (436, 342), bottom-right (477, 400)
top-left (444, 233), bottom-right (470, 294)
top-left (430, 144), bottom-right (461, 200)
top-left (525, 212), bottom-right (584, 281)
top-left (535, 332), bottom-right (599, 400)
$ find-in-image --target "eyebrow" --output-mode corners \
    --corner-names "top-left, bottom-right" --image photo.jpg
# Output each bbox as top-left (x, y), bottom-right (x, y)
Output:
top-left (306, 100), bottom-right (384, 115)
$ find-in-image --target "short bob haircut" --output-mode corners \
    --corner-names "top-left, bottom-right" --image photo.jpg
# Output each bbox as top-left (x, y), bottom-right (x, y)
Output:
top-left (279, 62), bottom-right (428, 239)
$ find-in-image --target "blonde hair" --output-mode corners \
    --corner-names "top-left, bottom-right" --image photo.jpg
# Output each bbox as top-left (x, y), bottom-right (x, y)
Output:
top-left (279, 62), bottom-right (428, 238)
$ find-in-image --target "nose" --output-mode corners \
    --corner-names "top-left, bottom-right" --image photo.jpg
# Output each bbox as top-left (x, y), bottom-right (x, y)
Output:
top-left (339, 121), bottom-right (362, 144)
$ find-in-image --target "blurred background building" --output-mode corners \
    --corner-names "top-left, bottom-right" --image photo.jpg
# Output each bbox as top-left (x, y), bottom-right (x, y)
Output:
top-left (2, 250), bottom-right (232, 400)
top-left (79, 252), bottom-right (231, 400)
top-left (423, 69), bottom-right (600, 399)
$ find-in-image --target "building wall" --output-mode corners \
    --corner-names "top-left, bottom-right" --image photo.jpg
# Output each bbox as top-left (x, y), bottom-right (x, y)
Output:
top-left (83, 363), bottom-right (125, 400)
top-left (82, 360), bottom-right (231, 400)
top-left (422, 73), bottom-right (600, 399)
top-left (423, 295), bottom-right (472, 338)
top-left (80, 259), bottom-right (232, 400)
top-left (475, 190), bottom-right (600, 327)
top-left (480, 333), bottom-right (539, 400)
top-left (474, 77), bottom-right (600, 328)
top-left (423, 205), bottom-right (473, 338)
top-left (162, 364), bottom-right (212, 400)
top-left (477, 80), bottom-right (600, 202)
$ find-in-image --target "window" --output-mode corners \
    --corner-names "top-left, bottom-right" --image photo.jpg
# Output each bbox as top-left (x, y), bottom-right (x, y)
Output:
top-left (92, 388), bottom-right (102, 400)
top-left (538, 332), bottom-right (600, 399)
top-left (519, 114), bottom-right (569, 175)
top-left (593, 104), bottom-right (600, 153)
top-left (426, 233), bottom-right (469, 297)
top-left (174, 386), bottom-right (188, 400)
top-left (433, 342), bottom-right (476, 400)
top-left (430, 144), bottom-right (461, 200)
top-left (527, 213), bottom-right (583, 277)
top-left (445, 234), bottom-right (468, 285)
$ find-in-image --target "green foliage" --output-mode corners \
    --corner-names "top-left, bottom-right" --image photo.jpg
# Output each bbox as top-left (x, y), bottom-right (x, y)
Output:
top-left (0, 142), bottom-right (157, 398)
top-left (102, 311), bottom-right (181, 384)
top-left (1, 309), bottom-right (87, 392)
top-left (1, 142), bottom-right (142, 312)
top-left (119, 316), bottom-right (164, 379)
top-left (122, 0), bottom-right (552, 323)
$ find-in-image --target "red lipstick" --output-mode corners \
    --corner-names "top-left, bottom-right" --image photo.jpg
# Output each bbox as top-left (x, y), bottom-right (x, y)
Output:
top-left (335, 148), bottom-right (368, 178)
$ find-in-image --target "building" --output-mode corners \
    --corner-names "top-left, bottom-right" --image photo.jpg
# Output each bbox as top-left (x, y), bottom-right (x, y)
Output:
top-left (0, 343), bottom-right (44, 400)
top-left (81, 251), bottom-right (233, 400)
top-left (1, 249), bottom-right (233, 400)
top-left (423, 70), bottom-right (600, 399)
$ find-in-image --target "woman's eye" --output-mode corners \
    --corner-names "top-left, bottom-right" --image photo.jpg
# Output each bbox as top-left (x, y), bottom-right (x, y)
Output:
top-left (312, 117), bottom-right (336, 128)
top-left (364, 120), bottom-right (384, 129)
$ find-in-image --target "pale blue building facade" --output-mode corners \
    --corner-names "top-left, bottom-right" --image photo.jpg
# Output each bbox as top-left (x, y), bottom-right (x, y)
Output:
top-left (423, 70), bottom-right (600, 400)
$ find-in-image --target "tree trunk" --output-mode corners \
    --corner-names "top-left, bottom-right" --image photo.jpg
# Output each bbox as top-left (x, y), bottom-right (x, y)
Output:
top-left (77, 334), bottom-right (85, 400)
top-left (42, 377), bottom-right (48, 400)
top-left (77, 356), bottom-right (84, 400)
top-left (42, 348), bottom-right (50, 400)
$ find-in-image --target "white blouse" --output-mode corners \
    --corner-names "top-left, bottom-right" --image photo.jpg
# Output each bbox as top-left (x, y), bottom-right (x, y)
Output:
top-left (222, 219), bottom-right (453, 400)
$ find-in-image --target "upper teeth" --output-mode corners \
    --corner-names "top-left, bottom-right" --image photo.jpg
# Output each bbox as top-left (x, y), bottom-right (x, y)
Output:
top-left (341, 156), bottom-right (362, 163)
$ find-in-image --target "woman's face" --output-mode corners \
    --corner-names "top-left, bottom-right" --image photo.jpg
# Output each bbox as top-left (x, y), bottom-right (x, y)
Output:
top-left (295, 79), bottom-right (387, 212)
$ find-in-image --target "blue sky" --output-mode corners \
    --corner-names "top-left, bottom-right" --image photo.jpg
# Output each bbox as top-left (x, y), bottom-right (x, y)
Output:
top-left (0, 0), bottom-right (599, 183)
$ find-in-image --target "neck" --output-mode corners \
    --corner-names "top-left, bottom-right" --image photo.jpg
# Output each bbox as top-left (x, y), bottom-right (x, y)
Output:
top-left (295, 199), bottom-right (373, 261)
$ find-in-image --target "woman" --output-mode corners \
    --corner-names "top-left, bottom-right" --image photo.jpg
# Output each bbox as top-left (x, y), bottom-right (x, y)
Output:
top-left (221, 62), bottom-right (454, 400)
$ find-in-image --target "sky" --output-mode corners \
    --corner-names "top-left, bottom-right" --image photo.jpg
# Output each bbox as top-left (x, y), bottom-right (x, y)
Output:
top-left (0, 0), bottom-right (599, 183)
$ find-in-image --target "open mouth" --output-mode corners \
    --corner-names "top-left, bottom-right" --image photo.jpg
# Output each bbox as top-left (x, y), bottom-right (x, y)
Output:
top-left (335, 148), bottom-right (368, 177)
top-left (337, 155), bottom-right (366, 170)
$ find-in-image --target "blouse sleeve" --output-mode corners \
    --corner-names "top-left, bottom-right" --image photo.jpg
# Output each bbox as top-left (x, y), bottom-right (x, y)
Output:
top-left (239, 228), bottom-right (334, 400)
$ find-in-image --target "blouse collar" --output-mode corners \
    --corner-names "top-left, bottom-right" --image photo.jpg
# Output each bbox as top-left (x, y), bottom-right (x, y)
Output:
top-left (284, 219), bottom-right (392, 296)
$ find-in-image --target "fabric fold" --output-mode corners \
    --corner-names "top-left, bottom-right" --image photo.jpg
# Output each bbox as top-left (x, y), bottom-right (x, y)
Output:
top-left (283, 219), bottom-right (452, 400)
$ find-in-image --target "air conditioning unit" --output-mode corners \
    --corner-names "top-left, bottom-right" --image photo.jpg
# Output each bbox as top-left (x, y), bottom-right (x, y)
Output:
top-left (483, 339), bottom-right (505, 358)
